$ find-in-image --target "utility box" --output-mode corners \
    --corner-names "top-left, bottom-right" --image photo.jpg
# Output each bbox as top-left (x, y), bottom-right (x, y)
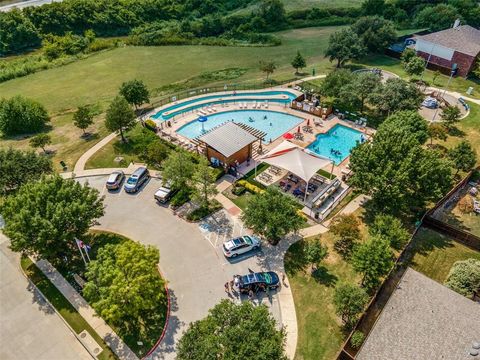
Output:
top-left (466, 87), bottom-right (474, 95)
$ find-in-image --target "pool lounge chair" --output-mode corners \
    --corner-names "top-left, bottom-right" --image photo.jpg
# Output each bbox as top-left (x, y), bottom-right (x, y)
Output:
top-left (265, 100), bottom-right (269, 109)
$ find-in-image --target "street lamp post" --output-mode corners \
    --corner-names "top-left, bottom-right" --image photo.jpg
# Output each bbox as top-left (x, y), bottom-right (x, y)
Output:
top-left (432, 63), bottom-right (457, 122)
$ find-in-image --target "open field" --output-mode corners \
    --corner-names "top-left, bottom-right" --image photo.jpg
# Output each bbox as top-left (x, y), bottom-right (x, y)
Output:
top-left (408, 227), bottom-right (480, 283)
top-left (0, 26), bottom-right (341, 171)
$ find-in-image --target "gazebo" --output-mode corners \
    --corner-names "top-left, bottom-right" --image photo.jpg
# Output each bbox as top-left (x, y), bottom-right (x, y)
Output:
top-left (257, 140), bottom-right (334, 201)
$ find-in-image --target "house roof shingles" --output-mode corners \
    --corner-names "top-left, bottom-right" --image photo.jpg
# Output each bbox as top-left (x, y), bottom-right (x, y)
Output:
top-left (417, 25), bottom-right (480, 57)
top-left (357, 268), bottom-right (480, 360)
top-left (197, 121), bottom-right (257, 158)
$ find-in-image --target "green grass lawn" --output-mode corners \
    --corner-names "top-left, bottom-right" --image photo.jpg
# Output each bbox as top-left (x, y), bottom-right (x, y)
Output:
top-left (0, 26), bottom-right (341, 171)
top-left (233, 0), bottom-right (361, 14)
top-left (20, 256), bottom-right (117, 360)
top-left (285, 232), bottom-right (361, 360)
top-left (408, 227), bottom-right (480, 283)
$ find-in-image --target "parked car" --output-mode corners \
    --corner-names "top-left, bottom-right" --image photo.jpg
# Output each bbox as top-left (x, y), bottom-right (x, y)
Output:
top-left (237, 271), bottom-right (280, 294)
top-left (105, 170), bottom-right (125, 190)
top-left (222, 235), bottom-right (261, 258)
top-left (154, 182), bottom-right (177, 203)
top-left (124, 167), bottom-right (149, 193)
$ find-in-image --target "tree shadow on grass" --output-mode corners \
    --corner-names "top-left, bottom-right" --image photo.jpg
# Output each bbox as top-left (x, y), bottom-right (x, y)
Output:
top-left (284, 241), bottom-right (309, 277)
top-left (448, 126), bottom-right (465, 137)
top-left (404, 228), bottom-right (455, 268)
top-left (312, 266), bottom-right (338, 287)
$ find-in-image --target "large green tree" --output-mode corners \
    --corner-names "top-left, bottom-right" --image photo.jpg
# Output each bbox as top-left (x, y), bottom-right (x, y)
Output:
top-left (369, 214), bottom-right (410, 250)
top-left (242, 187), bottom-right (303, 244)
top-left (368, 78), bottom-right (423, 117)
top-left (0, 9), bottom-right (41, 53)
top-left (0, 176), bottom-right (104, 261)
top-left (381, 110), bottom-right (429, 144)
top-left (349, 121), bottom-right (452, 214)
top-left (333, 283), bottom-right (369, 326)
top-left (444, 258), bottom-right (480, 297)
top-left (404, 56), bottom-right (426, 78)
top-left (192, 157), bottom-right (218, 209)
top-left (321, 69), bottom-right (355, 98)
top-left (351, 16), bottom-right (397, 53)
top-left (0, 95), bottom-right (49, 136)
top-left (162, 151), bottom-right (195, 191)
top-left (177, 299), bottom-right (287, 360)
top-left (330, 214), bottom-right (361, 257)
top-left (448, 140), bottom-right (477, 176)
top-left (303, 238), bottom-right (328, 274)
top-left (352, 236), bottom-right (394, 290)
top-left (340, 71), bottom-right (381, 113)
top-left (105, 96), bottom-right (136, 142)
top-left (325, 28), bottom-right (366, 68)
top-left (415, 4), bottom-right (461, 32)
top-left (83, 240), bottom-right (166, 335)
top-left (0, 148), bottom-right (52, 194)
top-left (119, 79), bottom-right (150, 109)
top-left (73, 105), bottom-right (94, 135)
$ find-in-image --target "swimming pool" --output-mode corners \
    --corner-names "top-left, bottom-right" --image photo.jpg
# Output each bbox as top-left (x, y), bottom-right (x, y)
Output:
top-left (152, 90), bottom-right (297, 121)
top-left (306, 124), bottom-right (365, 165)
top-left (176, 110), bottom-right (303, 143)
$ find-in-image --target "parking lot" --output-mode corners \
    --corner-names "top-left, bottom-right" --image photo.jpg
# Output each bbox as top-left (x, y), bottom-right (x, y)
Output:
top-left (77, 175), bottom-right (282, 359)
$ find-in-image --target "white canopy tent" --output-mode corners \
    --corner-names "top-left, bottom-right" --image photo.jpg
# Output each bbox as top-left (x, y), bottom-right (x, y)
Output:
top-left (255, 140), bottom-right (334, 202)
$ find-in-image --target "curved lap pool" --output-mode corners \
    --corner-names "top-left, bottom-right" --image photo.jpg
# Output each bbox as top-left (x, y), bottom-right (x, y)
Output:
top-left (152, 90), bottom-right (297, 121)
top-left (306, 124), bottom-right (365, 165)
top-left (176, 110), bottom-right (304, 143)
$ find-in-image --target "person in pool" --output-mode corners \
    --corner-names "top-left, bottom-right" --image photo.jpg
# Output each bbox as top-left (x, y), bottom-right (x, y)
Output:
top-left (249, 117), bottom-right (254, 122)
top-left (264, 115), bottom-right (268, 120)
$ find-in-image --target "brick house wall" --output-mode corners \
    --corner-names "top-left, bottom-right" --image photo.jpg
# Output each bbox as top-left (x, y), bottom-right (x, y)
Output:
top-left (205, 144), bottom-right (252, 167)
top-left (417, 50), bottom-right (477, 77)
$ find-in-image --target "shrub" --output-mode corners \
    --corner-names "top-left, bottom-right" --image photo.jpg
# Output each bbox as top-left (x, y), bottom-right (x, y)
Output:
top-left (170, 188), bottom-right (191, 208)
top-left (186, 201), bottom-right (222, 221)
top-left (444, 258), bottom-right (480, 297)
top-left (457, 196), bottom-right (473, 214)
top-left (0, 96), bottom-right (49, 135)
top-left (144, 119), bottom-right (157, 132)
top-left (232, 185), bottom-right (246, 196)
top-left (237, 180), bottom-right (264, 194)
top-left (211, 167), bottom-right (225, 181)
top-left (350, 330), bottom-right (365, 349)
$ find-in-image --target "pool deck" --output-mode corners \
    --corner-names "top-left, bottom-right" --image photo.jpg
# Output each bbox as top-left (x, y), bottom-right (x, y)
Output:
top-left (152, 87), bottom-right (375, 179)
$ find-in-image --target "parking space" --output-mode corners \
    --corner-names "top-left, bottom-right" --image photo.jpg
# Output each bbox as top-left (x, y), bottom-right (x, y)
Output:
top-left (76, 175), bottom-right (282, 359)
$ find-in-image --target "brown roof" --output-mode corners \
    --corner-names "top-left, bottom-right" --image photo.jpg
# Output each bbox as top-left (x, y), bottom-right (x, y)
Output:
top-left (418, 25), bottom-right (480, 57)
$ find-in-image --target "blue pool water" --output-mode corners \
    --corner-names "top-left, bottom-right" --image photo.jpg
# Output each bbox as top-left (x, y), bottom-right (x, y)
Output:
top-left (152, 90), bottom-right (297, 121)
top-left (306, 124), bottom-right (365, 165)
top-left (176, 110), bottom-right (303, 143)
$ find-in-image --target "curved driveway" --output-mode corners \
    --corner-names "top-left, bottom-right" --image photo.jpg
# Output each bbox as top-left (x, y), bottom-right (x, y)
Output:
top-left (78, 175), bottom-right (283, 360)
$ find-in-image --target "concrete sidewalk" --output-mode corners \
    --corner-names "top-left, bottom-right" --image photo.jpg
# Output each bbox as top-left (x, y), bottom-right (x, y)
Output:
top-left (34, 258), bottom-right (138, 360)
top-left (73, 132), bottom-right (117, 173)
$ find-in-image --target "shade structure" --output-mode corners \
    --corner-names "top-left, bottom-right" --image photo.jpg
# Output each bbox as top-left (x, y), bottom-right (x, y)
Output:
top-left (283, 132), bottom-right (294, 140)
top-left (259, 140), bottom-right (333, 182)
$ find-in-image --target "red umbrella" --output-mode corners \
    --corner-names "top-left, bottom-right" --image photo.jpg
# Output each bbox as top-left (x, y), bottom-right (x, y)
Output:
top-left (283, 132), bottom-right (294, 139)
top-left (307, 119), bottom-right (310, 126)
top-left (297, 126), bottom-right (301, 133)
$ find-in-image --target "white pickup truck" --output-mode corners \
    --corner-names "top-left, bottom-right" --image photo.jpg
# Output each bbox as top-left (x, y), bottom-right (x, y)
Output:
top-left (154, 183), bottom-right (176, 203)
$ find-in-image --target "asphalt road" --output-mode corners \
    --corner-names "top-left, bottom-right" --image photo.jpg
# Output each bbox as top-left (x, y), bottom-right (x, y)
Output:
top-left (0, 233), bottom-right (92, 360)
top-left (78, 175), bottom-right (281, 360)
top-left (0, 0), bottom-right (61, 12)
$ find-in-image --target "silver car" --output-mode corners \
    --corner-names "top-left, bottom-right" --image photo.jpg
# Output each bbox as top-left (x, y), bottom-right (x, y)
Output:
top-left (222, 235), bottom-right (261, 258)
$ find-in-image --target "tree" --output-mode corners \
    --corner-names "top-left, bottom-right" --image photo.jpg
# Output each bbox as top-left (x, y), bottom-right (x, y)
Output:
top-left (0, 95), bottom-right (49, 136)
top-left (432, 70), bottom-right (441, 85)
top-left (444, 258), bottom-right (480, 297)
top-left (368, 78), bottom-right (423, 117)
top-left (349, 121), bottom-right (452, 214)
top-left (333, 283), bottom-right (368, 326)
top-left (360, 0), bottom-right (385, 16)
top-left (343, 71), bottom-right (381, 113)
top-left (400, 48), bottom-right (416, 65)
top-left (0, 148), bottom-right (52, 195)
top-left (105, 95), bottom-right (136, 142)
top-left (29, 133), bottom-right (51, 153)
top-left (259, 0), bottom-right (286, 26)
top-left (0, 9), bottom-right (41, 53)
top-left (83, 241), bottom-right (166, 335)
top-left (330, 214), bottom-right (361, 257)
top-left (0, 176), bottom-right (104, 261)
top-left (192, 157), bottom-right (218, 209)
top-left (382, 110), bottom-right (429, 144)
top-left (162, 151), bottom-right (195, 191)
top-left (448, 140), bottom-right (477, 176)
top-left (242, 187), bottom-right (303, 244)
top-left (142, 141), bottom-right (169, 167)
top-left (404, 56), bottom-right (426, 78)
top-left (303, 238), bottom-right (328, 273)
top-left (352, 236), bottom-right (394, 290)
top-left (415, 4), bottom-right (461, 32)
top-left (321, 69), bottom-right (355, 98)
top-left (259, 60), bottom-right (277, 81)
top-left (369, 214), bottom-right (409, 250)
top-left (428, 123), bottom-right (448, 145)
top-left (325, 28), bottom-right (365, 68)
top-left (73, 105), bottom-right (94, 135)
top-left (352, 16), bottom-right (397, 53)
top-left (119, 79), bottom-right (150, 109)
top-left (440, 105), bottom-right (461, 130)
top-left (291, 51), bottom-right (306, 74)
top-left (177, 299), bottom-right (287, 360)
